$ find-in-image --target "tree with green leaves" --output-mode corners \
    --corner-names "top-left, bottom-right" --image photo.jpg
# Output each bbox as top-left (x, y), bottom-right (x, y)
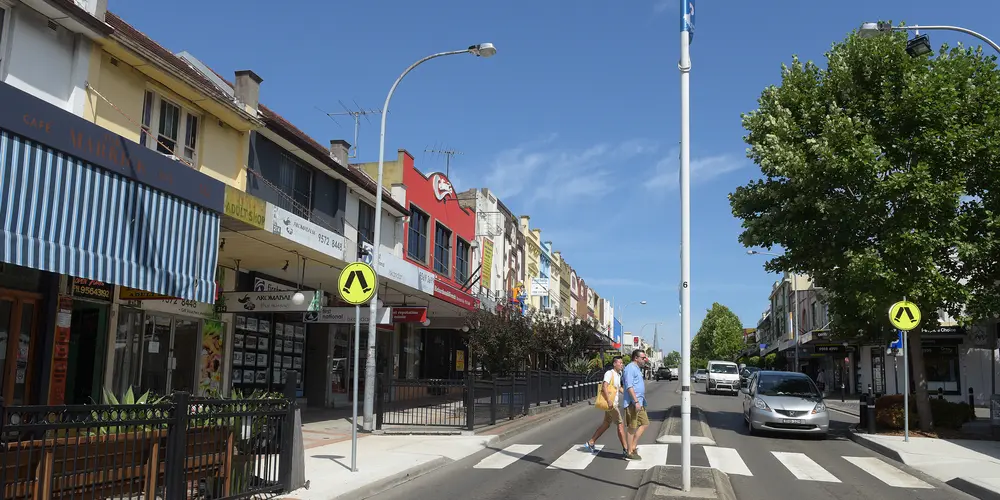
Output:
top-left (467, 302), bottom-right (534, 376)
top-left (664, 350), bottom-right (682, 368)
top-left (729, 25), bottom-right (1000, 431)
top-left (693, 303), bottom-right (746, 363)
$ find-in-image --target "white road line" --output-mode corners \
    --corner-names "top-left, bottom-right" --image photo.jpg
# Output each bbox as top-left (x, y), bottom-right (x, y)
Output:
top-left (547, 444), bottom-right (604, 470)
top-left (473, 444), bottom-right (541, 469)
top-left (626, 444), bottom-right (670, 470)
top-left (843, 456), bottom-right (933, 489)
top-left (704, 446), bottom-right (753, 476)
top-left (772, 451), bottom-right (841, 482)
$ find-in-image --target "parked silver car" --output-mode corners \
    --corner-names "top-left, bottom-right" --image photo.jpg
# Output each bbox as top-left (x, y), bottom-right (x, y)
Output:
top-left (741, 370), bottom-right (829, 439)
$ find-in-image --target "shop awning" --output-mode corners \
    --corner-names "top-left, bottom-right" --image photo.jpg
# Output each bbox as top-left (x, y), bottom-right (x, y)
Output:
top-left (0, 131), bottom-right (220, 303)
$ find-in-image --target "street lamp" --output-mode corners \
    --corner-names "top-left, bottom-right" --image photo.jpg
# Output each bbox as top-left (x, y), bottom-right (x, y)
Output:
top-left (363, 43), bottom-right (497, 432)
top-left (858, 21), bottom-right (1000, 55)
top-left (747, 250), bottom-right (801, 372)
top-left (616, 300), bottom-right (647, 350)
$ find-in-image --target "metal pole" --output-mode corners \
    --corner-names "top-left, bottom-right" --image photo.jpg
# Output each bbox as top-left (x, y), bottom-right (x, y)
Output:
top-left (792, 275), bottom-right (800, 372)
top-left (679, 2), bottom-right (693, 491)
top-left (351, 304), bottom-right (361, 471)
top-left (903, 327), bottom-right (910, 442)
top-left (363, 47), bottom-right (474, 431)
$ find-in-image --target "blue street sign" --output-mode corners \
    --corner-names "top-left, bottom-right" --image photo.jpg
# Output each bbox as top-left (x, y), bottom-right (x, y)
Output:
top-left (681, 0), bottom-right (695, 42)
top-left (759, 343), bottom-right (767, 350)
top-left (889, 330), bottom-right (903, 349)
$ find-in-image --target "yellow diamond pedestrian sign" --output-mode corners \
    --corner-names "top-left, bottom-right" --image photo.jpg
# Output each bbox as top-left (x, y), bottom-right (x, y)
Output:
top-left (338, 262), bottom-right (377, 305)
top-left (888, 300), bottom-right (921, 331)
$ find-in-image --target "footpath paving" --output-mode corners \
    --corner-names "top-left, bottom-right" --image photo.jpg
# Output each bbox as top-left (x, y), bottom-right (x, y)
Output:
top-left (283, 396), bottom-right (596, 500)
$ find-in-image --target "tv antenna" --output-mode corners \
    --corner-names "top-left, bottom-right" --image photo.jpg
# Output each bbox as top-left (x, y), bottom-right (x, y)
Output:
top-left (424, 147), bottom-right (463, 177)
top-left (324, 100), bottom-right (384, 159)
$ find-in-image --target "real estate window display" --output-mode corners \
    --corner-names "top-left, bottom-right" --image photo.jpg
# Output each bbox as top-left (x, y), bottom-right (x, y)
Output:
top-left (231, 312), bottom-right (306, 396)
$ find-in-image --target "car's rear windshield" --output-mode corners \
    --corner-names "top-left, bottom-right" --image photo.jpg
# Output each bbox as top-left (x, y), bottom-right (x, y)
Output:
top-left (710, 365), bottom-right (738, 374)
top-left (757, 374), bottom-right (820, 398)
top-left (695, 369), bottom-right (706, 374)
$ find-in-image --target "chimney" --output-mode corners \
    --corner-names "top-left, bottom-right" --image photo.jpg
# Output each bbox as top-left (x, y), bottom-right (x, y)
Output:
top-left (520, 215), bottom-right (530, 230)
top-left (330, 140), bottom-right (351, 166)
top-left (234, 70), bottom-right (263, 110)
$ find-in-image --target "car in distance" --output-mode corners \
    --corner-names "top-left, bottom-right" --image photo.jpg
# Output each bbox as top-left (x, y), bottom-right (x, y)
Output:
top-left (694, 368), bottom-right (708, 383)
top-left (741, 370), bottom-right (829, 439)
top-left (707, 360), bottom-right (741, 395)
top-left (655, 367), bottom-right (674, 381)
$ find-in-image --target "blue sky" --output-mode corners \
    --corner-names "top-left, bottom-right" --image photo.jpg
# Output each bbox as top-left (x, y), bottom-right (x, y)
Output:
top-left (109, 0), bottom-right (998, 353)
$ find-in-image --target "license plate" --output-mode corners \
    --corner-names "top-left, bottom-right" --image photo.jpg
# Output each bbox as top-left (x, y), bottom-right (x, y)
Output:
top-left (781, 419), bottom-right (802, 424)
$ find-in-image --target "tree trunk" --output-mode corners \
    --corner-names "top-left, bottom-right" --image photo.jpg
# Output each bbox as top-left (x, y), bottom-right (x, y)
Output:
top-left (907, 327), bottom-right (934, 432)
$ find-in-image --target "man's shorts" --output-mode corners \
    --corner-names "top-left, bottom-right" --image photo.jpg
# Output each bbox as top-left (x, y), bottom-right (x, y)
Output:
top-left (603, 407), bottom-right (622, 425)
top-left (626, 405), bottom-right (649, 429)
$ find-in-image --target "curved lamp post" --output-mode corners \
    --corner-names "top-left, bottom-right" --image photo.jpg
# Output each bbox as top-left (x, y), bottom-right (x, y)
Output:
top-left (362, 43), bottom-right (497, 432)
top-left (859, 22), bottom-right (1000, 56)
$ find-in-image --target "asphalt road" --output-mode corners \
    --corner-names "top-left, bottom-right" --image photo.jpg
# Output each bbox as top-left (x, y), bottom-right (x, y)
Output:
top-left (689, 382), bottom-right (974, 500)
top-left (369, 378), bottom-right (680, 500)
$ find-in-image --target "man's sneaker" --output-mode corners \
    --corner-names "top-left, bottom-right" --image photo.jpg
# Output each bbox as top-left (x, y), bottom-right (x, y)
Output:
top-left (628, 451), bottom-right (642, 461)
top-left (584, 442), bottom-right (597, 454)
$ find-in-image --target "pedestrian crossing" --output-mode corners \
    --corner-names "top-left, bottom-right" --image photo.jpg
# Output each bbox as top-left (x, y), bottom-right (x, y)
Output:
top-left (471, 443), bottom-right (935, 489)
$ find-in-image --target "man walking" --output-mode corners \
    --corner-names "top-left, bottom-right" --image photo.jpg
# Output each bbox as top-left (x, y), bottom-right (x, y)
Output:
top-left (623, 349), bottom-right (649, 460)
top-left (585, 356), bottom-right (627, 457)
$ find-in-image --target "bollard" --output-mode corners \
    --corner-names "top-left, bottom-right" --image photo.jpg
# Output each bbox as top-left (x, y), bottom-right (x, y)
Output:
top-left (841, 382), bottom-right (845, 403)
top-left (859, 394), bottom-right (868, 430)
top-left (938, 387), bottom-right (944, 400)
top-left (970, 387), bottom-right (976, 420)
top-left (868, 383), bottom-right (872, 396)
top-left (574, 382), bottom-right (580, 403)
top-left (866, 395), bottom-right (877, 434)
top-left (561, 384), bottom-right (567, 407)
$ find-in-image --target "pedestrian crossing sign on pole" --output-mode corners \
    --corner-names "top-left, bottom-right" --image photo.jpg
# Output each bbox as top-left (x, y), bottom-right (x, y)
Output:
top-left (888, 300), bottom-right (921, 331)
top-left (338, 262), bottom-right (377, 305)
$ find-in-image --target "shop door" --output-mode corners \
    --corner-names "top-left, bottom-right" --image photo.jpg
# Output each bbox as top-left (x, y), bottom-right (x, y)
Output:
top-left (139, 314), bottom-right (172, 395)
top-left (0, 293), bottom-right (41, 404)
top-left (170, 319), bottom-right (200, 394)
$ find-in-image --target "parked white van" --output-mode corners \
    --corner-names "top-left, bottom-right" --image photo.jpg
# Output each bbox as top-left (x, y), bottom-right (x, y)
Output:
top-left (707, 360), bottom-right (740, 395)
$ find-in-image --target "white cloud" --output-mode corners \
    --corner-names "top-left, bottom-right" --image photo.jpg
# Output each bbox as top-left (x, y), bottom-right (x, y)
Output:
top-left (645, 149), bottom-right (746, 190)
top-left (653, 0), bottom-right (672, 14)
top-left (484, 137), bottom-right (659, 206)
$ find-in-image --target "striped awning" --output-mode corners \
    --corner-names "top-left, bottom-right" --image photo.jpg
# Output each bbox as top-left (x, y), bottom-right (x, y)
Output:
top-left (0, 130), bottom-right (219, 303)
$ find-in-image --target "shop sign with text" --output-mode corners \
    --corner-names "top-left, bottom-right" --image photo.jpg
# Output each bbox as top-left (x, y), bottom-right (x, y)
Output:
top-left (433, 279), bottom-right (478, 310)
top-left (303, 307), bottom-right (391, 324)
top-left (480, 238), bottom-right (494, 290)
top-left (72, 277), bottom-right (114, 302)
top-left (374, 251), bottom-right (420, 290)
top-left (224, 185), bottom-right (266, 229)
top-left (217, 291), bottom-right (322, 313)
top-left (126, 298), bottom-right (216, 320)
top-left (392, 306), bottom-right (428, 323)
top-left (254, 277), bottom-right (294, 292)
top-left (266, 204), bottom-right (346, 260)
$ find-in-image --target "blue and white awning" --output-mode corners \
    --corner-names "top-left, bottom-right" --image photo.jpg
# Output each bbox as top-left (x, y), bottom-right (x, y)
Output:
top-left (0, 131), bottom-right (219, 302)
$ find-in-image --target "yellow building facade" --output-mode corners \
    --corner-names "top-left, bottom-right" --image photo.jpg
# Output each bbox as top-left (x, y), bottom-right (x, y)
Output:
top-left (82, 13), bottom-right (261, 190)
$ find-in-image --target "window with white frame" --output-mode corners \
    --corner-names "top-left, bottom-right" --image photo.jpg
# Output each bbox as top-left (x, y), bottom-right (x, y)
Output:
top-left (0, 6), bottom-right (9, 75)
top-left (140, 90), bottom-right (200, 164)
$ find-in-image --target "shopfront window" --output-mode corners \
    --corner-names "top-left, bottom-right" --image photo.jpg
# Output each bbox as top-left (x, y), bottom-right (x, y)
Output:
top-left (921, 345), bottom-right (961, 394)
top-left (231, 313), bottom-right (305, 396)
top-left (398, 325), bottom-right (420, 380)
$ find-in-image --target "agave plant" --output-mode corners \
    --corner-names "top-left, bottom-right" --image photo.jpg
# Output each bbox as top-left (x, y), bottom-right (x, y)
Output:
top-left (88, 387), bottom-right (166, 436)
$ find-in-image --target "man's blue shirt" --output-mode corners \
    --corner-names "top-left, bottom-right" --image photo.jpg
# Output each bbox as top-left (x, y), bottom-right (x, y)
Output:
top-left (622, 362), bottom-right (645, 407)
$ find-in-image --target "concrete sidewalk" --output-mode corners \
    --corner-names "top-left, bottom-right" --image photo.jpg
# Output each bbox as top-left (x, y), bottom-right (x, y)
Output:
top-left (284, 434), bottom-right (498, 500)
top-left (850, 431), bottom-right (1000, 499)
top-left (286, 398), bottom-right (595, 499)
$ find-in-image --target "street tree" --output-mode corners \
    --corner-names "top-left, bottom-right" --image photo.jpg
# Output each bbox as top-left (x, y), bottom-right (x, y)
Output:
top-left (664, 350), bottom-right (682, 367)
top-left (729, 26), bottom-right (1000, 431)
top-left (467, 302), bottom-right (533, 376)
top-left (692, 303), bottom-right (745, 362)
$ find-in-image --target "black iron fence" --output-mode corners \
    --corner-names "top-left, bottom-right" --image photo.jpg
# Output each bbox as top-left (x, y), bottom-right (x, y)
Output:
top-left (375, 370), bottom-right (602, 430)
top-left (0, 392), bottom-right (295, 500)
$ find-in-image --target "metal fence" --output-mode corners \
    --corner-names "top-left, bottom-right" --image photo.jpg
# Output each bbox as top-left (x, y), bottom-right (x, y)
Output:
top-left (375, 371), bottom-right (600, 430)
top-left (0, 391), bottom-right (295, 500)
